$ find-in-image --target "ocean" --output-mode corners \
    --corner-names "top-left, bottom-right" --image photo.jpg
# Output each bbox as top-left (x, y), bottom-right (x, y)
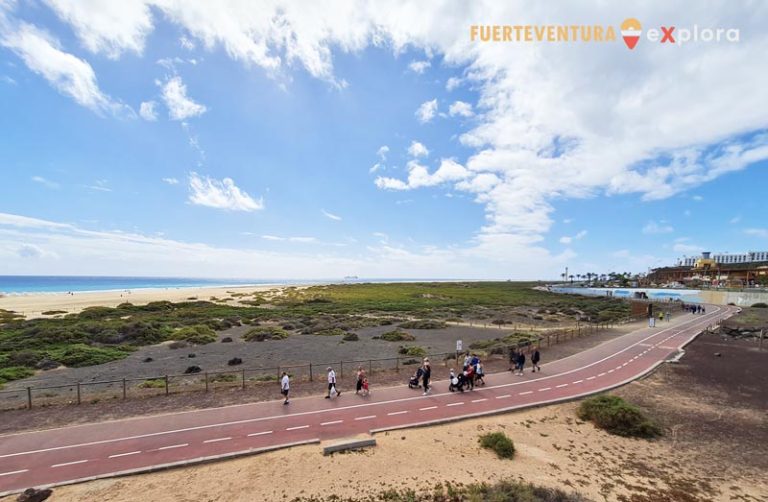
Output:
top-left (0, 276), bottom-right (279, 295)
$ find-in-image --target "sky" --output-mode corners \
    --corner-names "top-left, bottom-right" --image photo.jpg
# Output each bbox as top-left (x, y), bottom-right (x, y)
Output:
top-left (0, 1), bottom-right (767, 280)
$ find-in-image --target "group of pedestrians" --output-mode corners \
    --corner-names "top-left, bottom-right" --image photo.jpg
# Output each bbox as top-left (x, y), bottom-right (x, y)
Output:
top-left (279, 365), bottom-right (348, 405)
top-left (509, 346), bottom-right (541, 375)
top-left (682, 303), bottom-right (706, 314)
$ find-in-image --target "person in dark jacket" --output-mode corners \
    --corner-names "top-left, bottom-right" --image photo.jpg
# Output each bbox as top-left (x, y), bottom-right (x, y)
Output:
top-left (531, 347), bottom-right (541, 373)
top-left (422, 358), bottom-right (432, 395)
top-left (516, 352), bottom-right (526, 376)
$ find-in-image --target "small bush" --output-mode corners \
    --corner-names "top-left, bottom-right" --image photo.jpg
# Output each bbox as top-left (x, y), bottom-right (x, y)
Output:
top-left (479, 431), bottom-right (516, 459)
top-left (173, 325), bottom-right (217, 345)
top-left (0, 366), bottom-right (35, 385)
top-left (139, 378), bottom-right (165, 389)
top-left (397, 345), bottom-right (427, 358)
top-left (342, 332), bottom-right (359, 341)
top-left (41, 310), bottom-right (68, 316)
top-left (380, 330), bottom-right (416, 342)
top-left (577, 394), bottom-right (662, 438)
top-left (399, 320), bottom-right (447, 329)
top-left (243, 327), bottom-right (290, 342)
top-left (751, 302), bottom-right (768, 308)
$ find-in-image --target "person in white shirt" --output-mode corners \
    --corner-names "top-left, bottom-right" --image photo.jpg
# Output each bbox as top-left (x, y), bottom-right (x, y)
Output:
top-left (326, 367), bottom-right (341, 399)
top-left (280, 372), bottom-right (290, 405)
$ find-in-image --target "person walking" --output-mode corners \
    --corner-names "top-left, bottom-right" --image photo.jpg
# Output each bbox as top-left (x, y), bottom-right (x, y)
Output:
top-left (508, 347), bottom-right (518, 372)
top-left (355, 366), bottom-right (366, 395)
top-left (516, 351), bottom-right (526, 376)
top-left (647, 303), bottom-right (655, 327)
top-left (325, 366), bottom-right (341, 399)
top-left (280, 371), bottom-right (290, 405)
top-left (422, 358), bottom-right (432, 395)
top-left (475, 359), bottom-right (485, 386)
top-left (665, 310), bottom-right (671, 322)
top-left (531, 347), bottom-right (541, 373)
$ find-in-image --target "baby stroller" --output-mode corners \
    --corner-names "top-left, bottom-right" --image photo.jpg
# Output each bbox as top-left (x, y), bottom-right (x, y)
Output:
top-left (408, 367), bottom-right (423, 389)
top-left (449, 371), bottom-right (468, 392)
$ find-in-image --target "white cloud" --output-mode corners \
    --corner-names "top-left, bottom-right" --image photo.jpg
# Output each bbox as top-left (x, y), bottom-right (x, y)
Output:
top-left (446, 77), bottom-right (462, 91)
top-left (448, 100), bottom-right (473, 117)
top-left (1, 22), bottom-right (128, 115)
top-left (322, 209), bottom-right (342, 221)
top-left (415, 99), bottom-right (437, 123)
top-left (42, 0), bottom-right (153, 58)
top-left (562, 219), bottom-right (573, 224)
top-left (1, 75), bottom-right (16, 85)
top-left (376, 145), bottom-right (389, 161)
top-left (369, 163), bottom-right (384, 174)
top-left (408, 59), bottom-right (430, 74)
top-left (31, 175), bottom-right (59, 189)
top-left (162, 76), bottom-right (206, 121)
top-left (179, 35), bottom-right (196, 51)
top-left (188, 172), bottom-right (263, 212)
top-left (375, 159), bottom-right (470, 191)
top-left (84, 179), bottom-right (112, 192)
top-left (261, 235), bottom-right (316, 243)
top-left (162, 177), bottom-right (179, 185)
top-left (559, 230), bottom-right (587, 244)
top-left (673, 243), bottom-right (704, 254)
top-left (730, 216), bottom-right (741, 224)
top-left (744, 228), bottom-right (768, 238)
top-left (407, 141), bottom-right (429, 158)
top-left (642, 221), bottom-right (674, 235)
top-left (691, 195), bottom-right (704, 201)
top-left (139, 100), bottom-right (157, 121)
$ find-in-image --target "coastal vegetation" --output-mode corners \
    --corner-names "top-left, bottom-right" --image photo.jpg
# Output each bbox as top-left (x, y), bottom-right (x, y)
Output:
top-left (577, 394), bottom-right (662, 438)
top-left (0, 282), bottom-right (631, 387)
top-left (478, 431), bottom-right (516, 459)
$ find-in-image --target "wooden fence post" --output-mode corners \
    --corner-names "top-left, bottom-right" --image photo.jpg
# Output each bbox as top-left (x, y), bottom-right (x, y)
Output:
top-left (76, 382), bottom-right (81, 405)
top-left (27, 387), bottom-right (32, 409)
top-left (205, 373), bottom-right (209, 392)
top-left (309, 362), bottom-right (313, 382)
top-left (242, 369), bottom-right (246, 390)
top-left (164, 375), bottom-right (169, 396)
top-left (122, 378), bottom-right (127, 400)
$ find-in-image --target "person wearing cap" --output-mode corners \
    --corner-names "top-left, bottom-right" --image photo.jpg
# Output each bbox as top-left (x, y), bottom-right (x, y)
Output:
top-left (325, 366), bottom-right (341, 399)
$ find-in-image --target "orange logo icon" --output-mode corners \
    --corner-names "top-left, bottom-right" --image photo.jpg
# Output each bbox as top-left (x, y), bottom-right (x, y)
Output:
top-left (621, 18), bottom-right (642, 50)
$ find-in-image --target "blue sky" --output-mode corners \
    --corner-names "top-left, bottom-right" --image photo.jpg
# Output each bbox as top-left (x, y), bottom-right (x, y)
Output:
top-left (1, 1), bottom-right (767, 279)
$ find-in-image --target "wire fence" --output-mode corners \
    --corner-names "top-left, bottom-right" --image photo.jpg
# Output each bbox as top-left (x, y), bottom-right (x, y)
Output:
top-left (0, 318), bottom-right (642, 411)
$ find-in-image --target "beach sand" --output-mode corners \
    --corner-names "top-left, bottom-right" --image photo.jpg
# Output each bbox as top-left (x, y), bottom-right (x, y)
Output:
top-left (0, 285), bottom-right (288, 319)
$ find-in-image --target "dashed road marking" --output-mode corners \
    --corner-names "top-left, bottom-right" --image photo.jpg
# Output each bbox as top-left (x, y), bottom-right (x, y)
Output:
top-left (51, 460), bottom-right (88, 468)
top-left (607, 369), bottom-right (614, 373)
top-left (286, 425), bottom-right (309, 431)
top-left (598, 372), bottom-right (606, 377)
top-left (446, 402), bottom-right (464, 407)
top-left (471, 398), bottom-right (488, 403)
top-left (108, 451), bottom-right (141, 459)
top-left (157, 443), bottom-right (188, 451)
top-left (203, 437), bottom-right (232, 444)
top-left (247, 431), bottom-right (273, 437)
top-left (496, 394), bottom-right (512, 399)
top-left (586, 376), bottom-right (596, 380)
top-left (556, 384), bottom-right (568, 388)
top-left (419, 406), bottom-right (438, 411)
top-left (572, 380), bottom-right (583, 384)
top-left (0, 469), bottom-right (28, 477)
top-left (518, 391), bottom-right (533, 396)
top-left (538, 387), bottom-right (551, 391)
top-left (354, 415), bottom-right (376, 421)
top-left (387, 411), bottom-right (408, 416)
top-left (320, 420), bottom-right (344, 426)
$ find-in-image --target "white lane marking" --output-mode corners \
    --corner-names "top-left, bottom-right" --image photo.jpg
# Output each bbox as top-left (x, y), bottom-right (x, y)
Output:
top-left (387, 411), bottom-right (408, 416)
top-left (286, 425), bottom-right (309, 431)
top-left (247, 431), bottom-right (273, 437)
top-left (0, 469), bottom-right (28, 477)
top-left (607, 369), bottom-right (614, 374)
top-left (419, 406), bottom-right (438, 411)
top-left (586, 376), bottom-right (596, 380)
top-left (157, 443), bottom-right (188, 451)
top-left (471, 398), bottom-right (488, 403)
top-left (354, 415), bottom-right (376, 421)
top-left (496, 394), bottom-right (512, 399)
top-left (538, 387), bottom-right (552, 391)
top-left (518, 391), bottom-right (533, 396)
top-left (556, 384), bottom-right (568, 388)
top-left (615, 366), bottom-right (622, 370)
top-left (598, 373), bottom-right (606, 377)
top-left (0, 307), bottom-right (726, 459)
top-left (108, 451), bottom-right (141, 459)
top-left (203, 437), bottom-right (231, 444)
top-left (51, 459), bottom-right (88, 468)
top-left (446, 402), bottom-right (464, 407)
top-left (572, 380), bottom-right (583, 384)
top-left (320, 420), bottom-right (344, 426)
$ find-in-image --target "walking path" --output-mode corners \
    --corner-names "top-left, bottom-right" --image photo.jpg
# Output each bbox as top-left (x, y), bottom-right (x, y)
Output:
top-left (0, 304), bottom-right (737, 496)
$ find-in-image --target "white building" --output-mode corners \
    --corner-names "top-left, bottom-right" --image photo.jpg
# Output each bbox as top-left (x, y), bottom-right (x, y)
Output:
top-left (678, 251), bottom-right (768, 267)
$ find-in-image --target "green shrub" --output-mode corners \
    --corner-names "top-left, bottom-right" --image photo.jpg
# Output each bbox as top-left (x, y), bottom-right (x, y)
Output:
top-left (751, 302), bottom-right (768, 308)
top-left (380, 330), bottom-right (416, 342)
top-left (41, 310), bottom-right (68, 316)
top-left (173, 325), bottom-right (217, 345)
top-left (478, 431), bottom-right (516, 459)
top-left (399, 320), bottom-right (447, 329)
top-left (577, 394), bottom-right (662, 438)
top-left (48, 344), bottom-right (133, 367)
top-left (397, 345), bottom-right (427, 358)
top-left (139, 378), bottom-right (165, 389)
top-left (0, 366), bottom-right (35, 385)
top-left (243, 327), bottom-right (290, 342)
top-left (342, 332), bottom-right (359, 341)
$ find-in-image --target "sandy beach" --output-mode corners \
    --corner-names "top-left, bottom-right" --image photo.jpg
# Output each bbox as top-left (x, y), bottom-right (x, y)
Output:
top-left (0, 285), bottom-right (288, 319)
